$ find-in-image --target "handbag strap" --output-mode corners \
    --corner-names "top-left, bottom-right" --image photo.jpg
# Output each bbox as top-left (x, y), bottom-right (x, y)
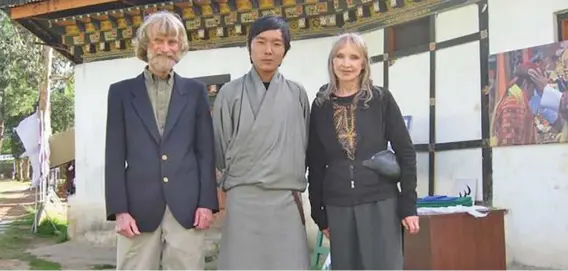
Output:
top-left (371, 86), bottom-right (391, 148)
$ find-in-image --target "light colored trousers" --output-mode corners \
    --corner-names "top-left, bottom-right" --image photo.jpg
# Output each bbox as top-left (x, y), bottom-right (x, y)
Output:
top-left (116, 206), bottom-right (205, 270)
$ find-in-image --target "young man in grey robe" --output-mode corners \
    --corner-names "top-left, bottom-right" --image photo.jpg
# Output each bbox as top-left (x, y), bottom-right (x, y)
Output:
top-left (212, 15), bottom-right (311, 270)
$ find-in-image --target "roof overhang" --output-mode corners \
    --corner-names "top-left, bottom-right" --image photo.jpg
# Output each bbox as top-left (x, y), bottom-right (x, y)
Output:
top-left (7, 0), bottom-right (121, 19)
top-left (1, 0), bottom-right (480, 65)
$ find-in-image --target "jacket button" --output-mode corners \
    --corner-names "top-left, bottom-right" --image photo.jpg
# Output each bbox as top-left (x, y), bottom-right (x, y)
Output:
top-left (163, 177), bottom-right (169, 183)
top-left (162, 154), bottom-right (168, 161)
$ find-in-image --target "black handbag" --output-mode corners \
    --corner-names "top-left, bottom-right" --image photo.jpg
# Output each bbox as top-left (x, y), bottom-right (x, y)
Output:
top-left (361, 86), bottom-right (401, 182)
top-left (362, 149), bottom-right (401, 182)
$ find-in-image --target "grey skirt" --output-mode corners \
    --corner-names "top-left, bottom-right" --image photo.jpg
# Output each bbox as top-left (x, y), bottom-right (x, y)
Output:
top-left (326, 197), bottom-right (403, 270)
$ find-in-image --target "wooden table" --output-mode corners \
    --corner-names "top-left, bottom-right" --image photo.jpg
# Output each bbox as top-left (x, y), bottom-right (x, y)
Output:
top-left (403, 209), bottom-right (506, 270)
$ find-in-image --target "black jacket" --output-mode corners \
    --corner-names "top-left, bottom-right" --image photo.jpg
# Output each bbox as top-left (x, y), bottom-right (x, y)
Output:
top-left (104, 73), bottom-right (219, 232)
top-left (307, 85), bottom-right (417, 230)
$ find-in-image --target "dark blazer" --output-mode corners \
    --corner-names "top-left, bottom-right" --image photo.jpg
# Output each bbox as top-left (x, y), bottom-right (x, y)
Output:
top-left (104, 72), bottom-right (219, 233)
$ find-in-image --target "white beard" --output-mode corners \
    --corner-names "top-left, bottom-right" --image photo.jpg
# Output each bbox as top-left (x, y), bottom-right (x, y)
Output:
top-left (147, 50), bottom-right (179, 74)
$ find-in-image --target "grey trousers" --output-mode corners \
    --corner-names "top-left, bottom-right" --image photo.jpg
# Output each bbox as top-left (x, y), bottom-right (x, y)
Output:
top-left (326, 197), bottom-right (403, 270)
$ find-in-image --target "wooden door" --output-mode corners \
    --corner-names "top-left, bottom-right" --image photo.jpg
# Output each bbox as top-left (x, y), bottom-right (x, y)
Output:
top-left (562, 19), bottom-right (568, 41)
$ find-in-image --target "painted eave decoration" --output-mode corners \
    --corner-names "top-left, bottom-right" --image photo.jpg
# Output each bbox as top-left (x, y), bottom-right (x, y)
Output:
top-left (2, 0), bottom-right (478, 64)
top-left (0, 0), bottom-right (43, 8)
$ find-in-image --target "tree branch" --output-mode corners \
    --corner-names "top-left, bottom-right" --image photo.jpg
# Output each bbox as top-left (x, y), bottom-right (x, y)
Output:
top-left (49, 75), bottom-right (73, 82)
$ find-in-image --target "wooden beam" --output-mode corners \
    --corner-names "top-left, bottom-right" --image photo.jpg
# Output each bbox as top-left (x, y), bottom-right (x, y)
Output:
top-left (9, 0), bottom-right (120, 20)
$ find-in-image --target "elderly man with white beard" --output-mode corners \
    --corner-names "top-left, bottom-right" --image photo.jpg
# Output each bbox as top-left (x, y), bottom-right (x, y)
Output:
top-left (104, 11), bottom-right (218, 270)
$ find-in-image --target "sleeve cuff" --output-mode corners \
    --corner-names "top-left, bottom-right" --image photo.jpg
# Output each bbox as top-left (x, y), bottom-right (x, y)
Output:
top-left (397, 196), bottom-right (418, 219)
top-left (106, 209), bottom-right (127, 221)
top-left (106, 204), bottom-right (128, 221)
top-left (541, 85), bottom-right (562, 111)
top-left (198, 202), bottom-right (220, 214)
top-left (318, 222), bottom-right (329, 231)
top-left (311, 206), bottom-right (329, 230)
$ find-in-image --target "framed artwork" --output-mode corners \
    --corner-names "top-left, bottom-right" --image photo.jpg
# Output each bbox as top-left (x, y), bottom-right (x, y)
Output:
top-left (488, 41), bottom-right (568, 146)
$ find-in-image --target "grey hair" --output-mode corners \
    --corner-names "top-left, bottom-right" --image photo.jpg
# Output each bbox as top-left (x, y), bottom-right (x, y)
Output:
top-left (315, 32), bottom-right (374, 107)
top-left (132, 11), bottom-right (189, 62)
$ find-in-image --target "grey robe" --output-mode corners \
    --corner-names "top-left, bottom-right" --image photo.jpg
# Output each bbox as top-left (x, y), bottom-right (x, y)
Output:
top-left (213, 68), bottom-right (310, 270)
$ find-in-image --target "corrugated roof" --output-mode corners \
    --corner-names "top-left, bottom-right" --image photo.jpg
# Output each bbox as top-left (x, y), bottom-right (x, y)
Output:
top-left (0, 0), bottom-right (45, 8)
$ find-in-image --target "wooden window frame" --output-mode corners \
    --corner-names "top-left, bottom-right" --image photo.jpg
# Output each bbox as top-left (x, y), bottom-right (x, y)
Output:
top-left (385, 16), bottom-right (431, 55)
top-left (386, 27), bottom-right (396, 55)
top-left (557, 12), bottom-right (568, 41)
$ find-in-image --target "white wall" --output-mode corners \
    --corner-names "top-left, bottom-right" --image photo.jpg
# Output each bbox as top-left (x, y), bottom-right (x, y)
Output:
top-left (489, 0), bottom-right (568, 269)
top-left (386, 2), bottom-right (568, 268)
top-left (434, 4), bottom-right (483, 202)
top-left (389, 52), bottom-right (431, 197)
top-left (70, 28), bottom-right (384, 247)
top-left (387, 4), bottom-right (484, 200)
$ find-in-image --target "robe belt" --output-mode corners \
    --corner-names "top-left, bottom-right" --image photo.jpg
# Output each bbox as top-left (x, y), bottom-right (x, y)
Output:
top-left (218, 155), bottom-right (238, 191)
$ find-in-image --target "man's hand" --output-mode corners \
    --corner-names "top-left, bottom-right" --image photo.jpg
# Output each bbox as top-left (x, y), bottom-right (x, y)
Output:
top-left (321, 228), bottom-right (330, 239)
top-left (116, 213), bottom-right (140, 238)
top-left (215, 168), bottom-right (223, 181)
top-left (528, 69), bottom-right (548, 91)
top-left (402, 216), bottom-right (420, 235)
top-left (194, 208), bottom-right (213, 230)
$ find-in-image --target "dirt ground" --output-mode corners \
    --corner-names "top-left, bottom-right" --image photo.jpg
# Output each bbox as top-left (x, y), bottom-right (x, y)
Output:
top-left (0, 180), bottom-right (48, 270)
top-left (0, 180), bottom-right (36, 222)
top-left (0, 180), bottom-right (90, 270)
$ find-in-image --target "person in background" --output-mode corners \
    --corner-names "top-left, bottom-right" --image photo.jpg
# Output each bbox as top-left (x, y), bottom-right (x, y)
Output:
top-left (104, 11), bottom-right (218, 270)
top-left (212, 15), bottom-right (311, 270)
top-left (307, 33), bottom-right (419, 270)
top-left (64, 160), bottom-right (75, 195)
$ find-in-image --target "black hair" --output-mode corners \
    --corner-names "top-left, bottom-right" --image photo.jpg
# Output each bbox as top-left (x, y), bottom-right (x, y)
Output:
top-left (247, 15), bottom-right (291, 63)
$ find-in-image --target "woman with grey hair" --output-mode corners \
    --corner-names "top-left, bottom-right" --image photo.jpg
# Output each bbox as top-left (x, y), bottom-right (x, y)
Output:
top-left (307, 33), bottom-right (419, 270)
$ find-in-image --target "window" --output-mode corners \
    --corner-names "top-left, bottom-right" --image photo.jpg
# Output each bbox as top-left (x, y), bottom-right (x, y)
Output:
top-left (386, 16), bottom-right (431, 54)
top-left (190, 74), bottom-right (230, 110)
top-left (558, 12), bottom-right (568, 41)
top-left (207, 84), bottom-right (223, 111)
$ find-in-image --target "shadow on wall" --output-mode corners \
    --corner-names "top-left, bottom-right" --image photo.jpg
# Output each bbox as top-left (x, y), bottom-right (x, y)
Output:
top-left (66, 194), bottom-right (116, 247)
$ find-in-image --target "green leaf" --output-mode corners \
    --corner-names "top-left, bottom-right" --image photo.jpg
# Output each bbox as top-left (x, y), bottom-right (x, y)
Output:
top-left (0, 11), bottom-right (75, 155)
